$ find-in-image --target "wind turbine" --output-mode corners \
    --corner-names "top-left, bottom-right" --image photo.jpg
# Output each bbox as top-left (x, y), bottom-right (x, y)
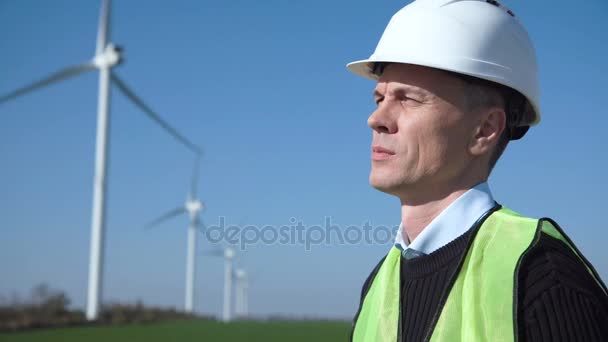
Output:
top-left (0, 0), bottom-right (201, 320)
top-left (234, 268), bottom-right (249, 318)
top-left (144, 155), bottom-right (205, 314)
top-left (203, 246), bottom-right (236, 322)
top-left (223, 247), bottom-right (236, 322)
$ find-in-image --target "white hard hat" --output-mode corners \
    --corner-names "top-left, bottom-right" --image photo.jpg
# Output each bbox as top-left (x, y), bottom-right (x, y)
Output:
top-left (347, 0), bottom-right (541, 129)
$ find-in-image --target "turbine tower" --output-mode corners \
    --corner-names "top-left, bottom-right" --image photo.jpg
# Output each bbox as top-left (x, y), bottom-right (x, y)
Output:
top-left (223, 247), bottom-right (236, 322)
top-left (144, 155), bottom-right (205, 313)
top-left (234, 268), bottom-right (249, 318)
top-left (203, 246), bottom-right (236, 322)
top-left (0, 0), bottom-right (201, 320)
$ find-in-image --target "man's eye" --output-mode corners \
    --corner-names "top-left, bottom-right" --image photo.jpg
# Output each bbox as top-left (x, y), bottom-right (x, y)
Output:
top-left (403, 97), bottom-right (421, 103)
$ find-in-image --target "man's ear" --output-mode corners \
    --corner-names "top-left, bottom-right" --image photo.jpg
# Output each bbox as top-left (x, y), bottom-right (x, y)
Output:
top-left (469, 108), bottom-right (506, 156)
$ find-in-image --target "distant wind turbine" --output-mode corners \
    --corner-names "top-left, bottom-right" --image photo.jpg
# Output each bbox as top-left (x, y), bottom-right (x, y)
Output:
top-left (203, 246), bottom-right (236, 322)
top-left (0, 0), bottom-right (201, 320)
top-left (144, 155), bottom-right (205, 314)
top-left (223, 247), bottom-right (236, 322)
top-left (234, 268), bottom-right (249, 318)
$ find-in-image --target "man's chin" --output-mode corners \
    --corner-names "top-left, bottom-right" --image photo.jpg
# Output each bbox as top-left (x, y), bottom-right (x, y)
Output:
top-left (369, 173), bottom-right (402, 196)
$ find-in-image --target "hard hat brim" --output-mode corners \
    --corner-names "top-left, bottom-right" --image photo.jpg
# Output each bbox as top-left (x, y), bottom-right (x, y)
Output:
top-left (346, 59), bottom-right (380, 81)
top-left (346, 58), bottom-right (540, 130)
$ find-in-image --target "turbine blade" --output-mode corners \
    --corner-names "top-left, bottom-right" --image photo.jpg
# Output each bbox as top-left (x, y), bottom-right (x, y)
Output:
top-left (190, 154), bottom-right (201, 199)
top-left (110, 73), bottom-right (202, 155)
top-left (0, 63), bottom-right (96, 105)
top-left (196, 219), bottom-right (206, 233)
top-left (144, 207), bottom-right (186, 229)
top-left (96, 0), bottom-right (111, 55)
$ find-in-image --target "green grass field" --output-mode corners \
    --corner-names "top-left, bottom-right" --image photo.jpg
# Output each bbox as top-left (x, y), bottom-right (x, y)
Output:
top-left (0, 320), bottom-right (350, 341)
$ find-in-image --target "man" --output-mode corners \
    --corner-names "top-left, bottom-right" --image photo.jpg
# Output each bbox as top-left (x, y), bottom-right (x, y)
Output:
top-left (346, 1), bottom-right (608, 341)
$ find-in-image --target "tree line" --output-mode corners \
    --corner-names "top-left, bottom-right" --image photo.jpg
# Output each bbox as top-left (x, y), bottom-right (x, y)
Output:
top-left (0, 283), bottom-right (203, 332)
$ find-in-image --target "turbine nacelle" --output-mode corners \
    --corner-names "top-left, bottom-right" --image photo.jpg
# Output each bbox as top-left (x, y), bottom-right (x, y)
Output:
top-left (234, 269), bottom-right (246, 280)
top-left (93, 43), bottom-right (123, 69)
top-left (185, 199), bottom-right (204, 214)
top-left (224, 247), bottom-right (235, 260)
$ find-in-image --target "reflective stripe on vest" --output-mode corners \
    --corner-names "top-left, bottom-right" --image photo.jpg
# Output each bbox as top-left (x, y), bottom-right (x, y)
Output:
top-left (352, 207), bottom-right (607, 342)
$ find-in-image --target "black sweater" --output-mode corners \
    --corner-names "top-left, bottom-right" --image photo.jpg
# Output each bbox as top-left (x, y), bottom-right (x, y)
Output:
top-left (352, 219), bottom-right (608, 341)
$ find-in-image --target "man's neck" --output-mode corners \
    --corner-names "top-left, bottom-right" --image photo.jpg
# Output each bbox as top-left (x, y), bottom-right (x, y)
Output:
top-left (399, 179), bottom-right (486, 242)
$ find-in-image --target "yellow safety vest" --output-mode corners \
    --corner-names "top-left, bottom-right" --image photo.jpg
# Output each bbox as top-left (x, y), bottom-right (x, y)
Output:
top-left (352, 207), bottom-right (607, 342)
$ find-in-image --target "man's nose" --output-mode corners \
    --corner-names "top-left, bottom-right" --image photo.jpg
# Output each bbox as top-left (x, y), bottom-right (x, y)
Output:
top-left (368, 105), bottom-right (398, 134)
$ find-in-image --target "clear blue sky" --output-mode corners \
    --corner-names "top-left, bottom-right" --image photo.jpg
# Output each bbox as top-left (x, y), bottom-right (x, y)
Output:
top-left (1, 0), bottom-right (607, 319)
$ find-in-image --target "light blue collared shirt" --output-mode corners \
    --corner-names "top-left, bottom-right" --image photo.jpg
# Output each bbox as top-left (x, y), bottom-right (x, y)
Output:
top-left (395, 182), bottom-right (496, 255)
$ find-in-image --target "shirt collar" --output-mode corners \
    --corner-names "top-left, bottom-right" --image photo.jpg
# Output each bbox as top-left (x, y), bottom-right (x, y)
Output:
top-left (394, 182), bottom-right (495, 255)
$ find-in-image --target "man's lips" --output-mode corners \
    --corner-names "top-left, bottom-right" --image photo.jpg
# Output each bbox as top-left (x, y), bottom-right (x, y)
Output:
top-left (371, 145), bottom-right (395, 161)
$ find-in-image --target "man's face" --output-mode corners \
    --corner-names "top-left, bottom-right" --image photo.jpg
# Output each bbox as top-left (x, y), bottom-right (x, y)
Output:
top-left (369, 63), bottom-right (479, 197)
